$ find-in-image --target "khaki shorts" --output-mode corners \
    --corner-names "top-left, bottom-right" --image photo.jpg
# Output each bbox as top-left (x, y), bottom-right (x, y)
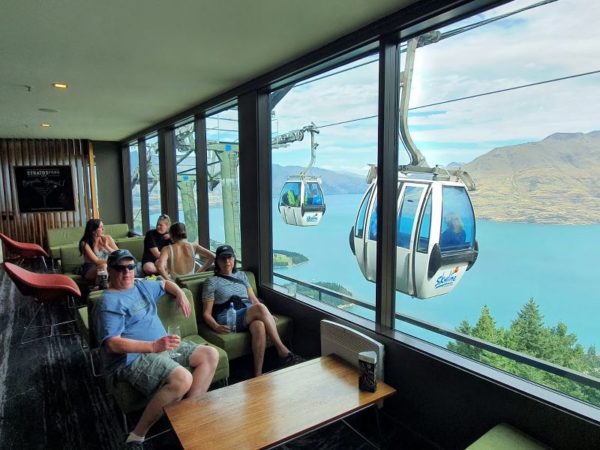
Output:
top-left (114, 340), bottom-right (199, 396)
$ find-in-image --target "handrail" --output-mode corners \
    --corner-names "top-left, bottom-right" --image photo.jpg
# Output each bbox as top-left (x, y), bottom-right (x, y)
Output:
top-left (273, 271), bottom-right (600, 391)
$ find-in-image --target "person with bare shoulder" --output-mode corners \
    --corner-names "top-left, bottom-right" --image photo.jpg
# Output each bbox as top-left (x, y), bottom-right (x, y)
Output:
top-left (156, 222), bottom-right (214, 281)
top-left (79, 219), bottom-right (118, 285)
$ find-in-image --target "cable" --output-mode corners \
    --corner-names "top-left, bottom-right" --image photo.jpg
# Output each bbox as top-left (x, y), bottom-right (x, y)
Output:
top-left (412, 69), bottom-right (600, 111)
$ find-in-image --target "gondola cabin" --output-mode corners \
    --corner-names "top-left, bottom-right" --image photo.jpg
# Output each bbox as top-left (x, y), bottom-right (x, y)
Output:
top-left (350, 177), bottom-right (478, 299)
top-left (278, 176), bottom-right (326, 227)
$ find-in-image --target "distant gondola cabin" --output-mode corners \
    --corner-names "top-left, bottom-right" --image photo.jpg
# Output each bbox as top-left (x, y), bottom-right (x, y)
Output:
top-left (278, 177), bottom-right (326, 226)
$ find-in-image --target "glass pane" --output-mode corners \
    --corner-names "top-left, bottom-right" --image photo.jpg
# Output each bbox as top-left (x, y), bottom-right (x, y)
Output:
top-left (175, 122), bottom-right (199, 243)
top-left (206, 107), bottom-right (241, 258)
top-left (271, 53), bottom-right (379, 317)
top-left (416, 193), bottom-right (432, 253)
top-left (394, 0), bottom-right (600, 407)
top-left (397, 186), bottom-right (424, 249)
top-left (440, 186), bottom-right (474, 251)
top-left (129, 142), bottom-right (142, 233)
top-left (146, 135), bottom-right (161, 227)
top-left (355, 185), bottom-right (374, 239)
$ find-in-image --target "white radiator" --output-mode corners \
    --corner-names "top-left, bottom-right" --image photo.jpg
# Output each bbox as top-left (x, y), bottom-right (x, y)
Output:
top-left (320, 319), bottom-right (385, 381)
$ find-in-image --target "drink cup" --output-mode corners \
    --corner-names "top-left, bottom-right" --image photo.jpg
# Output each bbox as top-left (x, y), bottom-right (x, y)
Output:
top-left (98, 270), bottom-right (108, 290)
top-left (358, 351), bottom-right (377, 392)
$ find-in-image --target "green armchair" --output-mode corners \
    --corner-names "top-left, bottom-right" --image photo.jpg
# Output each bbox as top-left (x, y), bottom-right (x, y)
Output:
top-left (178, 270), bottom-right (294, 361)
top-left (85, 287), bottom-right (229, 432)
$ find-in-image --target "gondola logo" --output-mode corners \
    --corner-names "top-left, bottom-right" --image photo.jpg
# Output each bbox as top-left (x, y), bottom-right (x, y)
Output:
top-left (435, 267), bottom-right (460, 289)
top-left (306, 215), bottom-right (319, 222)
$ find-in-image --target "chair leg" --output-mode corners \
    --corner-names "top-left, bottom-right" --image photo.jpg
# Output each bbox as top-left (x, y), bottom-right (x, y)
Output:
top-left (20, 301), bottom-right (78, 345)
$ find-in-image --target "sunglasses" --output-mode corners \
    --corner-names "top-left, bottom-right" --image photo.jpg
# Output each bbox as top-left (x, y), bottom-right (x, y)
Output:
top-left (112, 263), bottom-right (136, 273)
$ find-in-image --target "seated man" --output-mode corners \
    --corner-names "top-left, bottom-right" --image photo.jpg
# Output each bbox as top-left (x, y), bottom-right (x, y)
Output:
top-left (93, 249), bottom-right (218, 449)
top-left (440, 212), bottom-right (466, 249)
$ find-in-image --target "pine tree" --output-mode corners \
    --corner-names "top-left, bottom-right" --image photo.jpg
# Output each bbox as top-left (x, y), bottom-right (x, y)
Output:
top-left (505, 297), bottom-right (547, 358)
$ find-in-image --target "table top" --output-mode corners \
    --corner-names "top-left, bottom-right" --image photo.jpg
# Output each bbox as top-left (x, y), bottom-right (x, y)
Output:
top-left (164, 354), bottom-right (396, 450)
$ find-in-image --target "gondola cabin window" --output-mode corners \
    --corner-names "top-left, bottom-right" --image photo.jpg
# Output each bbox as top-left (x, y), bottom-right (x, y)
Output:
top-left (439, 186), bottom-right (475, 253)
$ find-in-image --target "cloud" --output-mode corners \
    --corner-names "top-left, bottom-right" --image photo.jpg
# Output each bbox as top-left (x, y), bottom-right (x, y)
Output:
top-left (271, 0), bottom-right (599, 170)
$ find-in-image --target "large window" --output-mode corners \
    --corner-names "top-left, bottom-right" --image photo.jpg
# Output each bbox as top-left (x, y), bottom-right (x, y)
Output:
top-left (174, 122), bottom-right (199, 242)
top-left (128, 141), bottom-right (142, 233)
top-left (395, 0), bottom-right (600, 407)
top-left (206, 107), bottom-right (241, 256)
top-left (145, 134), bottom-right (161, 227)
top-left (270, 54), bottom-right (379, 314)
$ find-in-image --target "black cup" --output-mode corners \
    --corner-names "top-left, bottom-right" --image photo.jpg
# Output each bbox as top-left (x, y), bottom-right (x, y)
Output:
top-left (358, 351), bottom-right (377, 392)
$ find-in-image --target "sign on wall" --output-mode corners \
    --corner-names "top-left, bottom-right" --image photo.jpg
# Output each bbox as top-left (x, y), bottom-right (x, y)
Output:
top-left (14, 166), bottom-right (75, 213)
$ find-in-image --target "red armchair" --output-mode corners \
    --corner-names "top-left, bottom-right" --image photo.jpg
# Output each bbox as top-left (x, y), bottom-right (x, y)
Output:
top-left (0, 232), bottom-right (49, 272)
top-left (3, 261), bottom-right (81, 344)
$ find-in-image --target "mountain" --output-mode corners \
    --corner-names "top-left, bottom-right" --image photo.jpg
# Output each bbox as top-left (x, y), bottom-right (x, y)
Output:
top-left (271, 164), bottom-right (367, 197)
top-left (465, 131), bottom-right (600, 224)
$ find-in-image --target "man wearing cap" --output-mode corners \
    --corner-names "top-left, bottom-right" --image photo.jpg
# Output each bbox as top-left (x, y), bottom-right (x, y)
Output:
top-left (202, 244), bottom-right (302, 377)
top-left (93, 249), bottom-right (218, 449)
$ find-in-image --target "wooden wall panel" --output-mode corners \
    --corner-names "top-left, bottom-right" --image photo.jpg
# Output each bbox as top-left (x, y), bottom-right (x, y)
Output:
top-left (0, 139), bottom-right (93, 249)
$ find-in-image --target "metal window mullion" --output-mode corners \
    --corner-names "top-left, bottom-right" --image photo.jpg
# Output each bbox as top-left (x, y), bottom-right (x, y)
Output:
top-left (195, 116), bottom-right (210, 249)
top-left (376, 37), bottom-right (400, 329)
top-left (121, 144), bottom-right (133, 228)
top-left (238, 91), bottom-right (272, 286)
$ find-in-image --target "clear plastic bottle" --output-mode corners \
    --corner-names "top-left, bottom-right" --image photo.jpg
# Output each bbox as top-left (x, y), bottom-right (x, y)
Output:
top-left (226, 302), bottom-right (236, 333)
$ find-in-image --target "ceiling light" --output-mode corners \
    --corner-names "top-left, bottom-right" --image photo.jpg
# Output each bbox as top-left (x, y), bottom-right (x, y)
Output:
top-left (39, 108), bottom-right (59, 113)
top-left (52, 82), bottom-right (68, 89)
top-left (41, 123), bottom-right (51, 128)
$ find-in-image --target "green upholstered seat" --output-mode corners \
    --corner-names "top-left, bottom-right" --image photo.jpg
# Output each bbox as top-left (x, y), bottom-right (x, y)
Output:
top-left (179, 270), bottom-right (294, 361)
top-left (47, 223), bottom-right (139, 260)
top-left (47, 225), bottom-right (85, 259)
top-left (114, 236), bottom-right (145, 261)
top-left (88, 287), bottom-right (229, 416)
top-left (466, 423), bottom-right (548, 450)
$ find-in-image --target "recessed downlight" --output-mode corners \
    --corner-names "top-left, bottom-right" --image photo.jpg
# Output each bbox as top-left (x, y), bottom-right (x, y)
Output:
top-left (52, 82), bottom-right (68, 89)
top-left (41, 123), bottom-right (51, 128)
top-left (39, 108), bottom-right (59, 113)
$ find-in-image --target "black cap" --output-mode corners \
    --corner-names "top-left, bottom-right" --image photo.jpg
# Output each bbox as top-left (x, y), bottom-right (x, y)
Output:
top-left (107, 249), bottom-right (136, 268)
top-left (215, 244), bottom-right (235, 259)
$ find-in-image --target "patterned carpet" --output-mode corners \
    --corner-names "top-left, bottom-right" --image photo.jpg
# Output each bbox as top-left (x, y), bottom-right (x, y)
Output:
top-left (0, 266), bottom-right (424, 450)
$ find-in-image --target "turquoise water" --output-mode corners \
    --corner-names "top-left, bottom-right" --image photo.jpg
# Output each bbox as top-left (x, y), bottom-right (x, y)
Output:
top-left (211, 193), bottom-right (599, 350)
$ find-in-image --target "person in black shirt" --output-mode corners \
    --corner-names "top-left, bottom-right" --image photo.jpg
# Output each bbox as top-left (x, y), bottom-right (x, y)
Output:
top-left (141, 214), bottom-right (173, 275)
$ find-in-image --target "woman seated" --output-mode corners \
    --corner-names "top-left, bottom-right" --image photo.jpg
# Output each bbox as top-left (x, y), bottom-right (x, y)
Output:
top-left (202, 244), bottom-right (302, 377)
top-left (141, 214), bottom-right (173, 275)
top-left (156, 222), bottom-right (215, 280)
top-left (79, 218), bottom-right (118, 284)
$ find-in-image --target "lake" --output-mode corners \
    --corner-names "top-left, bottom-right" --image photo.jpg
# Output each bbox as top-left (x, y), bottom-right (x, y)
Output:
top-left (210, 193), bottom-right (599, 350)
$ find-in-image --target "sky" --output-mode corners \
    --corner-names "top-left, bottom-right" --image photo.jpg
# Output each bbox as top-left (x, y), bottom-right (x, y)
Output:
top-left (265, 0), bottom-right (600, 176)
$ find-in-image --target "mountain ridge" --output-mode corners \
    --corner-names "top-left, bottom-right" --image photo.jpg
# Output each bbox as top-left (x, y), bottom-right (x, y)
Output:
top-left (465, 130), bottom-right (600, 224)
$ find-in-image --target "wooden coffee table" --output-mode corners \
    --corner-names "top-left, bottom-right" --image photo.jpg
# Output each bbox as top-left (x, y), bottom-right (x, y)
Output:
top-left (164, 354), bottom-right (396, 449)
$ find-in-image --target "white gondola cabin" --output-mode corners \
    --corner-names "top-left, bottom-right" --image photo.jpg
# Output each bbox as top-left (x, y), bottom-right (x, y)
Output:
top-left (350, 177), bottom-right (478, 299)
top-left (278, 176), bottom-right (326, 226)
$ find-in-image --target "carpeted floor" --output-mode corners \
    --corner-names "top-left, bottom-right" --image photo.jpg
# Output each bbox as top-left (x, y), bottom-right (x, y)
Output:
top-left (0, 266), bottom-right (430, 450)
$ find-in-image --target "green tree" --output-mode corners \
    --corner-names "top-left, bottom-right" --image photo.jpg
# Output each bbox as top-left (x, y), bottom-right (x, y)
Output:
top-left (505, 298), bottom-right (547, 357)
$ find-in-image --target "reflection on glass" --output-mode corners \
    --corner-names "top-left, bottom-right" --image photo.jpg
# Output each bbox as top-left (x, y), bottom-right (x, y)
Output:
top-left (206, 108), bottom-right (241, 258)
top-left (175, 122), bottom-right (199, 243)
top-left (146, 135), bottom-right (161, 228)
top-left (270, 53), bottom-right (379, 316)
top-left (129, 142), bottom-right (142, 233)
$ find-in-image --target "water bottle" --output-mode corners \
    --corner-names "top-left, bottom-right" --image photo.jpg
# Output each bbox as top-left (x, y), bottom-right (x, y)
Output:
top-left (226, 302), bottom-right (236, 333)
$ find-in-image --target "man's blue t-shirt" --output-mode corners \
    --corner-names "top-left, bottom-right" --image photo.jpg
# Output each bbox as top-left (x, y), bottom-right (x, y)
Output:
top-left (94, 279), bottom-right (166, 373)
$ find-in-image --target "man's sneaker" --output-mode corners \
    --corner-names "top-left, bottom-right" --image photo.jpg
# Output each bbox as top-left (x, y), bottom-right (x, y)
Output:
top-left (279, 352), bottom-right (305, 367)
top-left (121, 441), bottom-right (144, 450)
